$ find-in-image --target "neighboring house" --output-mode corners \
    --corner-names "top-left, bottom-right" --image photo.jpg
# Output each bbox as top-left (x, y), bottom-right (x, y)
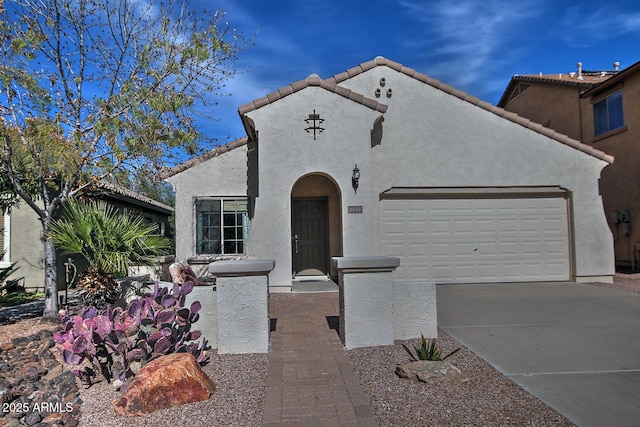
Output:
top-left (499, 60), bottom-right (640, 269)
top-left (2, 180), bottom-right (174, 292)
top-left (165, 57), bottom-right (615, 290)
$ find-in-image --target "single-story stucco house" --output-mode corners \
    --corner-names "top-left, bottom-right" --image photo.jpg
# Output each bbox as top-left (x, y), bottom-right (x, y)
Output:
top-left (165, 57), bottom-right (615, 291)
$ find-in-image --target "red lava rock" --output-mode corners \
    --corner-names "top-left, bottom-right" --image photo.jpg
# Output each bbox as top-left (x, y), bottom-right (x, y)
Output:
top-left (112, 353), bottom-right (215, 416)
top-left (0, 342), bottom-right (15, 351)
top-left (41, 412), bottom-right (64, 424)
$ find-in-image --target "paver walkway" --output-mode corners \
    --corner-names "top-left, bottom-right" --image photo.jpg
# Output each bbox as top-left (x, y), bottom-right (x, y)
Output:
top-left (263, 293), bottom-right (378, 426)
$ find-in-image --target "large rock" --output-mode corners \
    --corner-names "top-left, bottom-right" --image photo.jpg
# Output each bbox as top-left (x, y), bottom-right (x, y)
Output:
top-left (395, 360), bottom-right (468, 384)
top-left (113, 353), bottom-right (215, 416)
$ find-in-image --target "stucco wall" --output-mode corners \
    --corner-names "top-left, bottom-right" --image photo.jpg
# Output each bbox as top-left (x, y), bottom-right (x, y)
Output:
top-left (503, 83), bottom-right (584, 141)
top-left (7, 205), bottom-right (45, 291)
top-left (167, 144), bottom-right (248, 263)
top-left (244, 87), bottom-right (383, 286)
top-left (580, 73), bottom-right (640, 267)
top-left (338, 66), bottom-right (613, 281)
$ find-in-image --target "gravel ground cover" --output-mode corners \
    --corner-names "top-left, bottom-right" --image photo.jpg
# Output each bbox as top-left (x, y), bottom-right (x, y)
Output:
top-left (0, 275), bottom-right (637, 426)
top-left (78, 352), bottom-right (268, 427)
top-left (347, 332), bottom-right (575, 427)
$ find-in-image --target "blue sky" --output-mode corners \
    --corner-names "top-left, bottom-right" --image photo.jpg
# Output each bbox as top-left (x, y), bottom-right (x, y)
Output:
top-left (201, 0), bottom-right (640, 144)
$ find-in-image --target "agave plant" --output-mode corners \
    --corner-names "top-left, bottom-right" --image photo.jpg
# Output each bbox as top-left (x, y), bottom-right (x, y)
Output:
top-left (49, 198), bottom-right (170, 306)
top-left (402, 335), bottom-right (460, 362)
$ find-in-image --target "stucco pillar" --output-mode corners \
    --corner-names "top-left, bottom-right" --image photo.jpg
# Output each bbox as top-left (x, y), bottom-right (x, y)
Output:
top-left (209, 259), bottom-right (275, 354)
top-left (152, 281), bottom-right (218, 351)
top-left (333, 256), bottom-right (400, 350)
top-left (185, 285), bottom-right (217, 350)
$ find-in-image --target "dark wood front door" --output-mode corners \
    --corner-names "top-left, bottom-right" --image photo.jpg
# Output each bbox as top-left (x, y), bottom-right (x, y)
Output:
top-left (292, 198), bottom-right (328, 276)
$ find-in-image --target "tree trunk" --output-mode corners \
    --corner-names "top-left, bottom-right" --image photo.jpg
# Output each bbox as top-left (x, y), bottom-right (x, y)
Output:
top-left (42, 236), bottom-right (59, 320)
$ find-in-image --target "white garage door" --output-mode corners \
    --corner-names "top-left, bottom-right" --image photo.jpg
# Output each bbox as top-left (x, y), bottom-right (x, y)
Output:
top-left (380, 193), bottom-right (571, 283)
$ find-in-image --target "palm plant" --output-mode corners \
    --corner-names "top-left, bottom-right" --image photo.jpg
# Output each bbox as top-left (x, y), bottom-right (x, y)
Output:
top-left (49, 198), bottom-right (170, 307)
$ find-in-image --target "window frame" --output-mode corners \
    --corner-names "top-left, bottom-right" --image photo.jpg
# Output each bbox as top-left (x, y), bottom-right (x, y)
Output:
top-left (0, 211), bottom-right (10, 268)
top-left (593, 90), bottom-right (624, 137)
top-left (194, 197), bottom-right (248, 256)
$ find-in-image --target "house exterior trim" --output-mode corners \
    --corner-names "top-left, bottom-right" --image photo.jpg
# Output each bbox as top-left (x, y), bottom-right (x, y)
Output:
top-left (380, 186), bottom-right (569, 200)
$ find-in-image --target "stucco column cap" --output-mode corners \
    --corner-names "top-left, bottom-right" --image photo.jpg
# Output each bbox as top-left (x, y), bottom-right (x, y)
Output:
top-left (209, 259), bottom-right (275, 277)
top-left (332, 256), bottom-right (400, 271)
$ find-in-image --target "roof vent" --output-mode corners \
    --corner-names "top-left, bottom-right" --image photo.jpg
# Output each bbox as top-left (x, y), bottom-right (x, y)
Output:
top-left (614, 61), bottom-right (620, 71)
top-left (577, 62), bottom-right (583, 80)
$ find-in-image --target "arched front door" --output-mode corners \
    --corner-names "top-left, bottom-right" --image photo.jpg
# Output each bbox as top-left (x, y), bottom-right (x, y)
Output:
top-left (291, 174), bottom-right (342, 278)
top-left (292, 198), bottom-right (328, 275)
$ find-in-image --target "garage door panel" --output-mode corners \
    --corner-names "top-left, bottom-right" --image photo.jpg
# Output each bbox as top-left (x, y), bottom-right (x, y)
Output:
top-left (381, 242), bottom-right (404, 257)
top-left (431, 220), bottom-right (451, 235)
top-left (477, 241), bottom-right (497, 254)
top-left (498, 241), bottom-right (520, 257)
top-left (452, 219), bottom-right (474, 234)
top-left (476, 219), bottom-right (497, 234)
top-left (380, 197), bottom-right (570, 283)
top-left (545, 240), bottom-right (567, 255)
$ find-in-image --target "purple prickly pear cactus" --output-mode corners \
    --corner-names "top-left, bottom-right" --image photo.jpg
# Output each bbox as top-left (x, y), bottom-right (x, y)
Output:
top-left (53, 280), bottom-right (210, 388)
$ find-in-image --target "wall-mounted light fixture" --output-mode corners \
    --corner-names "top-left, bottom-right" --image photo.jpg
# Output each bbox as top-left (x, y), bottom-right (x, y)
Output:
top-left (352, 164), bottom-right (360, 194)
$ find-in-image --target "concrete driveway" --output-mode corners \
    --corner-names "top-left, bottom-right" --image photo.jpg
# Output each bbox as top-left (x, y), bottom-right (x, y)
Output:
top-left (437, 282), bottom-right (640, 427)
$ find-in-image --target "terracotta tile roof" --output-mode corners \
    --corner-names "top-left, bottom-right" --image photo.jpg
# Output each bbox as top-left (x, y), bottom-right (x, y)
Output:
top-left (520, 73), bottom-right (613, 84)
top-left (496, 75), bottom-right (603, 107)
top-left (170, 57), bottom-right (614, 177)
top-left (338, 57), bottom-right (612, 164)
top-left (581, 60), bottom-right (640, 97)
top-left (162, 137), bottom-right (249, 178)
top-left (90, 180), bottom-right (174, 213)
top-left (237, 74), bottom-right (388, 115)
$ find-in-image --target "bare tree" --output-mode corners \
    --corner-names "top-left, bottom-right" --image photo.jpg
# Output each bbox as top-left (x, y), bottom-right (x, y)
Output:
top-left (0, 0), bottom-right (248, 319)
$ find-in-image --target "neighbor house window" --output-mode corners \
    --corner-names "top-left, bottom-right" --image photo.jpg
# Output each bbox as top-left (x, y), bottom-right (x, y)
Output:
top-left (195, 198), bottom-right (248, 255)
top-left (594, 91), bottom-right (624, 136)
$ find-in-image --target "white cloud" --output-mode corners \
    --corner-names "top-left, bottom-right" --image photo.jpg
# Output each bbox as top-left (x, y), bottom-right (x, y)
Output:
top-left (395, 0), bottom-right (542, 98)
top-left (560, 5), bottom-right (640, 46)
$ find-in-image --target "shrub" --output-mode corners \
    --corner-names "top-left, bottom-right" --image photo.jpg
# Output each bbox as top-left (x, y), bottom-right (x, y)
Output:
top-left (0, 291), bottom-right (44, 307)
top-left (53, 280), bottom-right (208, 389)
top-left (401, 335), bottom-right (460, 362)
top-left (48, 198), bottom-right (170, 308)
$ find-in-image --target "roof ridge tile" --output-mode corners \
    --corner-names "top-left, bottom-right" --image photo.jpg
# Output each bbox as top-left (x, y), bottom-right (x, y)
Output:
top-left (306, 75), bottom-right (322, 86)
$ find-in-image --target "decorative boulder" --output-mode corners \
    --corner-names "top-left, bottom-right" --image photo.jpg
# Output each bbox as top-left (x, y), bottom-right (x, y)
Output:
top-left (113, 353), bottom-right (215, 416)
top-left (395, 360), bottom-right (468, 384)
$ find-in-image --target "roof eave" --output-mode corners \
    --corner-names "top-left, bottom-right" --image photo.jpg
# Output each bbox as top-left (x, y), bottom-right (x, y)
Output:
top-left (161, 137), bottom-right (249, 179)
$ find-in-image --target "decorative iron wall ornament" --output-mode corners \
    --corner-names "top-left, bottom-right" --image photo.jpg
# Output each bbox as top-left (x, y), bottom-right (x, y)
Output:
top-left (304, 110), bottom-right (325, 140)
